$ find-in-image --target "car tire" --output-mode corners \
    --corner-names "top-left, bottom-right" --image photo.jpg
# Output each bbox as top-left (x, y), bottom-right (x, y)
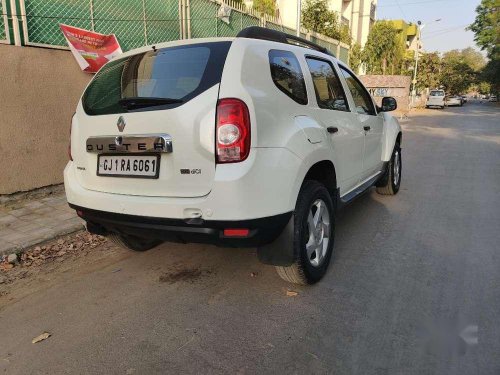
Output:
top-left (376, 143), bottom-right (401, 196)
top-left (275, 180), bottom-right (335, 285)
top-left (108, 232), bottom-right (162, 252)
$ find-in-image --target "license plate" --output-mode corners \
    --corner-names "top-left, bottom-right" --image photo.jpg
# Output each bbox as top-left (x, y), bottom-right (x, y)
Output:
top-left (97, 154), bottom-right (160, 178)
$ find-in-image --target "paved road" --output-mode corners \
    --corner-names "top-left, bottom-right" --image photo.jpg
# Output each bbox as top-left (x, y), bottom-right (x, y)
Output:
top-left (1, 102), bottom-right (499, 374)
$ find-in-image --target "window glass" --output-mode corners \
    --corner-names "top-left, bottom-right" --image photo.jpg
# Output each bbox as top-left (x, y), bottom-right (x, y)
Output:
top-left (339, 66), bottom-right (376, 115)
top-left (83, 42), bottom-right (231, 115)
top-left (269, 50), bottom-right (307, 105)
top-left (430, 90), bottom-right (445, 96)
top-left (306, 57), bottom-right (348, 111)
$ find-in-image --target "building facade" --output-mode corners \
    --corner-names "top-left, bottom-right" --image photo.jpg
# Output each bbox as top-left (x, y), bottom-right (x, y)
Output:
top-left (275, 0), bottom-right (377, 47)
top-left (381, 19), bottom-right (420, 54)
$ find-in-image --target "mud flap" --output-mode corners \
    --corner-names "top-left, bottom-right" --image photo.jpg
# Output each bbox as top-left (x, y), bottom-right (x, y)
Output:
top-left (257, 216), bottom-right (295, 266)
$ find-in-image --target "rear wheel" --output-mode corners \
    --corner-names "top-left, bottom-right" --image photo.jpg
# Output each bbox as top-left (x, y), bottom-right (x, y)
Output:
top-left (376, 144), bottom-right (401, 195)
top-left (108, 233), bottom-right (162, 252)
top-left (275, 181), bottom-right (335, 285)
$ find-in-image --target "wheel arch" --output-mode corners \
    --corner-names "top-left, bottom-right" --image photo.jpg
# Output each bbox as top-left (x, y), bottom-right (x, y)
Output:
top-left (303, 160), bottom-right (337, 199)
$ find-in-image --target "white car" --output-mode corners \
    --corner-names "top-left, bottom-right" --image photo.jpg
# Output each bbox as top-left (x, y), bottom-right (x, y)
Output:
top-left (426, 89), bottom-right (446, 109)
top-left (65, 27), bottom-right (402, 284)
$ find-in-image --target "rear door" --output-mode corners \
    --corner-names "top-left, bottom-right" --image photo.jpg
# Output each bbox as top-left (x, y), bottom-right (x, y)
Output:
top-left (72, 42), bottom-right (231, 198)
top-left (304, 56), bottom-right (364, 194)
top-left (338, 65), bottom-right (384, 181)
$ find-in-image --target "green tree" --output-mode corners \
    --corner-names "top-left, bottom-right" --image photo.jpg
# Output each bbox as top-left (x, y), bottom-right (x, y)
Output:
top-left (416, 52), bottom-right (442, 90)
top-left (252, 0), bottom-right (276, 16)
top-left (467, 0), bottom-right (500, 60)
top-left (362, 22), bottom-right (403, 74)
top-left (301, 0), bottom-right (351, 44)
top-left (468, 0), bottom-right (499, 95)
top-left (400, 53), bottom-right (415, 76)
top-left (480, 58), bottom-right (500, 94)
top-left (440, 51), bottom-right (477, 94)
top-left (349, 42), bottom-right (362, 72)
top-left (460, 47), bottom-right (487, 71)
top-left (477, 81), bottom-right (492, 95)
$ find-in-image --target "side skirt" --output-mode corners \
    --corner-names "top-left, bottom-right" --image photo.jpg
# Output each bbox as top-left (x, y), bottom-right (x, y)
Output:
top-left (337, 163), bottom-right (388, 210)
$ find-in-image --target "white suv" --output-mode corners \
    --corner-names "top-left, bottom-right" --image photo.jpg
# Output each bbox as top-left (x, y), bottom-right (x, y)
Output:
top-left (65, 27), bottom-right (402, 285)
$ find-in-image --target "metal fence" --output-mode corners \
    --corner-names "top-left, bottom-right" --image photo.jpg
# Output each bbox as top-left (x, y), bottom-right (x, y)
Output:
top-left (1, 0), bottom-right (9, 43)
top-left (20, 0), bottom-right (180, 50)
top-left (5, 0), bottom-right (349, 63)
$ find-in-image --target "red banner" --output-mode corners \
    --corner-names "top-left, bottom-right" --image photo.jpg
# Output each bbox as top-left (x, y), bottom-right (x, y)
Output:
top-left (59, 24), bottom-right (122, 74)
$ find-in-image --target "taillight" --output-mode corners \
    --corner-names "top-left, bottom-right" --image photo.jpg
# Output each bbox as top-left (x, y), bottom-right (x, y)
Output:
top-left (68, 114), bottom-right (74, 161)
top-left (216, 98), bottom-right (250, 163)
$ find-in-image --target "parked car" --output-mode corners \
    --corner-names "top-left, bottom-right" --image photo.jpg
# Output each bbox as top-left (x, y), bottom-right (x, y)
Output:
top-left (489, 95), bottom-right (497, 102)
top-left (446, 95), bottom-right (463, 107)
top-left (65, 27), bottom-right (402, 285)
top-left (426, 90), bottom-right (446, 109)
top-left (461, 95), bottom-right (468, 104)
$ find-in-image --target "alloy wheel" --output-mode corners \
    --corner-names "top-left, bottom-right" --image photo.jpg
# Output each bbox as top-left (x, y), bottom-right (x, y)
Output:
top-left (305, 199), bottom-right (331, 267)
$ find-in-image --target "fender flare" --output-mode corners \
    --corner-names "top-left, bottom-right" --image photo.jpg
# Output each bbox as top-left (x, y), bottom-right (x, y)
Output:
top-left (257, 149), bottom-right (337, 266)
top-left (382, 113), bottom-right (402, 162)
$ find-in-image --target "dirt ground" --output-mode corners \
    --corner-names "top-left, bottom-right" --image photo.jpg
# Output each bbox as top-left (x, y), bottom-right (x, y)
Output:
top-left (0, 232), bottom-right (120, 307)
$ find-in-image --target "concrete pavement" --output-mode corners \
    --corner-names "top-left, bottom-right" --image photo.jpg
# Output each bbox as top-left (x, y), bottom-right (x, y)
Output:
top-left (0, 102), bottom-right (499, 374)
top-left (0, 191), bottom-right (83, 255)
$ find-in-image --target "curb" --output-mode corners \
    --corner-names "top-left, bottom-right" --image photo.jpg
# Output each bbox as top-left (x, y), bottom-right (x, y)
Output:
top-left (0, 222), bottom-right (85, 257)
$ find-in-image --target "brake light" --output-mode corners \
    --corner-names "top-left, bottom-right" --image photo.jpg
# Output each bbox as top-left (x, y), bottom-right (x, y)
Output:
top-left (68, 113), bottom-right (74, 161)
top-left (216, 98), bottom-right (250, 163)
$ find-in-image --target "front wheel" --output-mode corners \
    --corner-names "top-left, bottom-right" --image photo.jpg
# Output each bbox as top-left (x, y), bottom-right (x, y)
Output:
top-left (275, 181), bottom-right (335, 285)
top-left (108, 233), bottom-right (162, 252)
top-left (376, 144), bottom-right (402, 195)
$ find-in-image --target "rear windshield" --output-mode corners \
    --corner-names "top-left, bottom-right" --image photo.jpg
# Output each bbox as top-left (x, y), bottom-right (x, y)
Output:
top-left (430, 91), bottom-right (445, 97)
top-left (82, 42), bottom-right (231, 115)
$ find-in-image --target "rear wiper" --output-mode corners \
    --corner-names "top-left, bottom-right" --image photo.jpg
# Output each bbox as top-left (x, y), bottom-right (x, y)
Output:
top-left (118, 97), bottom-right (183, 110)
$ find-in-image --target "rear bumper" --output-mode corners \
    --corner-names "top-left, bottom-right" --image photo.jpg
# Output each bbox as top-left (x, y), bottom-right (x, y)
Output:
top-left (64, 147), bottom-right (302, 221)
top-left (71, 204), bottom-right (292, 247)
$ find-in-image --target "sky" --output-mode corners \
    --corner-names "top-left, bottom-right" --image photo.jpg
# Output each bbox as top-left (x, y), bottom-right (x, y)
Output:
top-left (376, 0), bottom-right (482, 54)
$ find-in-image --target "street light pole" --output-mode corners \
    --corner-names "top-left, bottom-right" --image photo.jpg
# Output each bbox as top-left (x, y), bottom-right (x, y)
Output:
top-left (411, 18), bottom-right (441, 107)
top-left (296, 0), bottom-right (301, 36)
top-left (411, 21), bottom-right (422, 107)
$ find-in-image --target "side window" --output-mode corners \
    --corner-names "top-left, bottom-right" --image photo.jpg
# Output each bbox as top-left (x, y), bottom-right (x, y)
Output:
top-left (339, 66), bottom-right (376, 115)
top-left (269, 50), bottom-right (307, 105)
top-left (305, 57), bottom-right (348, 111)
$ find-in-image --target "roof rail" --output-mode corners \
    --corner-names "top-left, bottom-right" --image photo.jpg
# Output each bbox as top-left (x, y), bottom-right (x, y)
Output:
top-left (236, 26), bottom-right (335, 57)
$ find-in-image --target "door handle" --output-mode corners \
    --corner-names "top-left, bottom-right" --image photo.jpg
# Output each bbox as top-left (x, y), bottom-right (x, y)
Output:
top-left (363, 126), bottom-right (371, 131)
top-left (327, 126), bottom-right (338, 134)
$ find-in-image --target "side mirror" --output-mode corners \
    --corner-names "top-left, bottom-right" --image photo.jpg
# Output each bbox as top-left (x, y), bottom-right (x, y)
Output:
top-left (380, 97), bottom-right (397, 112)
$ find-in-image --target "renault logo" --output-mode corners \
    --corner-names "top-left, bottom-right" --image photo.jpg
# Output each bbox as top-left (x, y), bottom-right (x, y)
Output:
top-left (117, 116), bottom-right (126, 132)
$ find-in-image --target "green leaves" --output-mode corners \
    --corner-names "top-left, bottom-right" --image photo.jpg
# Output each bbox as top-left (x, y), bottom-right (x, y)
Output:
top-left (467, 0), bottom-right (499, 60)
top-left (252, 0), bottom-right (276, 16)
top-left (362, 22), bottom-right (403, 75)
top-left (301, 0), bottom-right (351, 44)
top-left (349, 42), bottom-right (362, 73)
top-left (467, 0), bottom-right (499, 94)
